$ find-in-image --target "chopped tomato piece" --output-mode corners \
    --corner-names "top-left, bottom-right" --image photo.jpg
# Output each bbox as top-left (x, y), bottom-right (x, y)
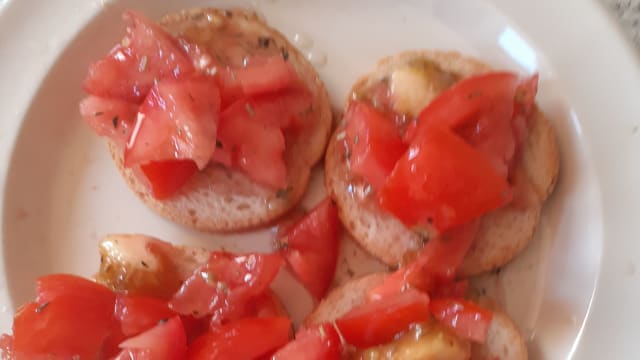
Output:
top-left (217, 101), bottom-right (287, 188)
top-left (79, 96), bottom-right (138, 147)
top-left (345, 101), bottom-right (407, 190)
top-left (8, 296), bottom-right (115, 359)
top-left (84, 12), bottom-right (194, 102)
top-left (272, 323), bottom-right (342, 360)
top-left (431, 279), bottom-right (470, 299)
top-left (115, 295), bottom-right (176, 337)
top-left (277, 198), bottom-right (340, 299)
top-left (430, 298), bottom-right (493, 343)
top-left (214, 66), bottom-right (245, 109)
top-left (335, 289), bottom-right (430, 348)
top-left (378, 126), bottom-right (511, 231)
top-left (169, 252), bottom-right (283, 323)
top-left (410, 72), bottom-right (539, 176)
top-left (369, 221), bottom-right (479, 300)
top-left (35, 274), bottom-right (116, 310)
top-left (116, 316), bottom-right (187, 360)
top-left (235, 88), bottom-right (312, 129)
top-left (187, 317), bottom-right (291, 360)
top-left (125, 77), bottom-right (221, 170)
top-left (139, 160), bottom-right (198, 199)
top-left (233, 56), bottom-right (298, 96)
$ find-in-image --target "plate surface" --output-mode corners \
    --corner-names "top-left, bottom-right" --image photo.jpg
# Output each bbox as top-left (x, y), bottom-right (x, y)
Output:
top-left (0, 0), bottom-right (638, 359)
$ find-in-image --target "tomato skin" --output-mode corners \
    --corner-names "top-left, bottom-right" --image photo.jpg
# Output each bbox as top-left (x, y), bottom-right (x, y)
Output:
top-left (187, 317), bottom-right (292, 360)
top-left (271, 323), bottom-right (342, 360)
top-left (233, 56), bottom-right (298, 96)
top-left (139, 160), bottom-right (198, 199)
top-left (378, 126), bottom-right (511, 232)
top-left (278, 198), bottom-right (340, 300)
top-left (116, 316), bottom-right (187, 360)
top-left (217, 101), bottom-right (287, 188)
top-left (335, 289), bottom-right (430, 348)
top-left (169, 252), bottom-right (283, 323)
top-left (115, 295), bottom-right (176, 337)
top-left (125, 77), bottom-right (221, 170)
top-left (35, 274), bottom-right (116, 310)
top-left (345, 101), bottom-right (407, 190)
top-left (79, 96), bottom-right (139, 147)
top-left (84, 11), bottom-right (194, 103)
top-left (9, 296), bottom-right (115, 359)
top-left (430, 298), bottom-right (493, 343)
top-left (234, 88), bottom-right (312, 129)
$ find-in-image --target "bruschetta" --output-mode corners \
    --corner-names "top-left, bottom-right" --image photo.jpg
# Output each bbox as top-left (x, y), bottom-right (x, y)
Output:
top-left (325, 50), bottom-right (559, 276)
top-left (79, 8), bottom-right (332, 232)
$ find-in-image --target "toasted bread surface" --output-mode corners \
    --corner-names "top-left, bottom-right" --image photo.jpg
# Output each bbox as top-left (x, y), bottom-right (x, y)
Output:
top-left (307, 274), bottom-right (528, 360)
top-left (110, 8), bottom-right (332, 232)
top-left (325, 50), bottom-right (559, 276)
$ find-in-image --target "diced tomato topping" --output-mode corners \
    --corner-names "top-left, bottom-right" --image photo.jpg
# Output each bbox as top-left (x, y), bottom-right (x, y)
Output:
top-left (378, 126), bottom-right (511, 231)
top-left (233, 56), bottom-right (298, 96)
top-left (272, 323), bottom-right (342, 360)
top-left (241, 291), bottom-right (288, 319)
top-left (125, 77), bottom-right (220, 169)
top-left (217, 101), bottom-right (287, 188)
top-left (79, 96), bottom-right (139, 147)
top-left (335, 289), bottom-right (430, 348)
top-left (115, 295), bottom-right (176, 337)
top-left (430, 298), bottom-right (493, 343)
top-left (368, 222), bottom-right (479, 300)
top-left (430, 279), bottom-right (470, 299)
top-left (236, 88), bottom-right (313, 129)
top-left (84, 11), bottom-right (194, 103)
top-left (169, 252), bottom-right (283, 323)
top-left (35, 274), bottom-right (116, 310)
top-left (139, 160), bottom-right (198, 199)
top-left (8, 296), bottom-right (115, 359)
top-left (345, 101), bottom-right (407, 190)
top-left (116, 316), bottom-right (187, 360)
top-left (277, 198), bottom-right (340, 300)
top-left (187, 317), bottom-right (291, 360)
top-left (214, 66), bottom-right (245, 109)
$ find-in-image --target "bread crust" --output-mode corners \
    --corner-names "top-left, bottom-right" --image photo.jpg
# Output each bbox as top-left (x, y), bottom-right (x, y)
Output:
top-left (325, 50), bottom-right (559, 276)
top-left (110, 8), bottom-right (332, 232)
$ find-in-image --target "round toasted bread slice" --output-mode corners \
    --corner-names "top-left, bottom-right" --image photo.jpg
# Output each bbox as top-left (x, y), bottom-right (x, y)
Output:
top-left (325, 50), bottom-right (559, 276)
top-left (307, 273), bottom-right (527, 360)
top-left (109, 8), bottom-right (332, 232)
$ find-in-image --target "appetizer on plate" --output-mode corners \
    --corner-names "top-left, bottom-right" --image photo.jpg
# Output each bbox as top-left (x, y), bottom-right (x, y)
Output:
top-left (79, 8), bottom-right (332, 232)
top-left (325, 50), bottom-right (559, 275)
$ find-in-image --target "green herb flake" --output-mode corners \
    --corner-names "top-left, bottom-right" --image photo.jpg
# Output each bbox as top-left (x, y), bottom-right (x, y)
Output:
top-left (112, 116), bottom-right (119, 129)
top-left (216, 140), bottom-right (224, 149)
top-left (353, 134), bottom-right (360, 144)
top-left (93, 111), bottom-right (104, 117)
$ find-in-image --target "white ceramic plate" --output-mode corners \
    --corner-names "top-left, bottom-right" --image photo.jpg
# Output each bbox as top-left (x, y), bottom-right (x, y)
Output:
top-left (1, 0), bottom-right (638, 358)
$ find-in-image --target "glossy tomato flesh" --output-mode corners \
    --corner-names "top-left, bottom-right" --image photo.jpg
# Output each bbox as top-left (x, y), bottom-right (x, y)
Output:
top-left (278, 198), bottom-right (340, 300)
top-left (271, 323), bottom-right (342, 360)
top-left (79, 96), bottom-right (139, 148)
top-left (335, 289), bottom-right (430, 348)
top-left (169, 252), bottom-right (283, 323)
top-left (378, 126), bottom-right (511, 232)
top-left (187, 317), bottom-right (291, 360)
top-left (116, 316), bottom-right (187, 360)
top-left (83, 11), bottom-right (194, 103)
top-left (233, 56), bottom-right (298, 96)
top-left (217, 100), bottom-right (287, 188)
top-left (125, 76), bottom-right (221, 170)
top-left (115, 295), bottom-right (176, 337)
top-left (345, 100), bottom-right (407, 190)
top-left (430, 298), bottom-right (493, 343)
top-left (139, 160), bottom-right (198, 199)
